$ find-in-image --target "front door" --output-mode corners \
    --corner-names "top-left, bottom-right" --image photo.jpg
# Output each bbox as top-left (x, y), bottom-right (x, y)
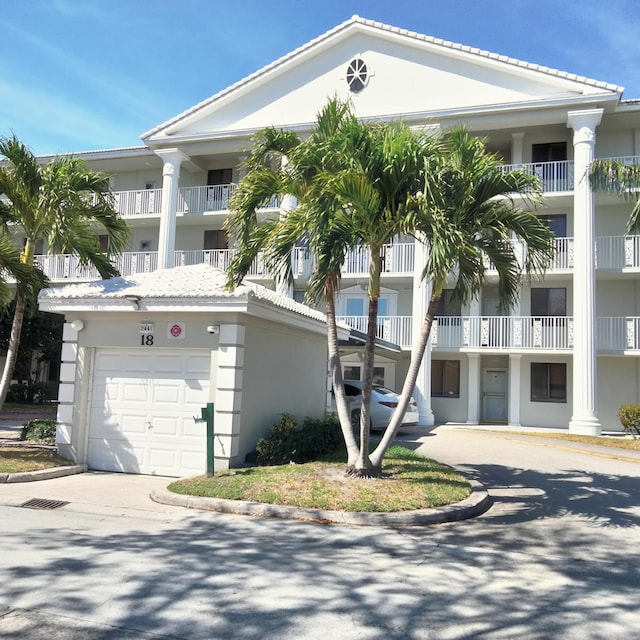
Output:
top-left (482, 368), bottom-right (508, 422)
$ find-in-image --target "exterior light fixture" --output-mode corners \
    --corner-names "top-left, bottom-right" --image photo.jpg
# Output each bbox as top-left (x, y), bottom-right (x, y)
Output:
top-left (70, 319), bottom-right (84, 332)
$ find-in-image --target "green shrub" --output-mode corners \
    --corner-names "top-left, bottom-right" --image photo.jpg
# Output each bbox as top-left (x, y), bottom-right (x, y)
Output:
top-left (256, 413), bottom-right (342, 465)
top-left (7, 381), bottom-right (50, 404)
top-left (618, 405), bottom-right (640, 437)
top-left (20, 418), bottom-right (58, 444)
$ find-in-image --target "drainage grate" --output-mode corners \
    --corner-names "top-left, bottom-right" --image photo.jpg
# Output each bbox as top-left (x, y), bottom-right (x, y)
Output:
top-left (21, 498), bottom-right (69, 510)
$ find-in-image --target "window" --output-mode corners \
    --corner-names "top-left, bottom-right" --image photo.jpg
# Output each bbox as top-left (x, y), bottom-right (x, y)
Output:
top-left (98, 235), bottom-right (109, 252)
top-left (343, 378), bottom-right (361, 392)
top-left (531, 288), bottom-right (566, 316)
top-left (431, 360), bottom-right (460, 398)
top-left (539, 214), bottom-right (567, 238)
top-left (531, 363), bottom-right (567, 402)
top-left (532, 142), bottom-right (567, 163)
top-left (346, 58), bottom-right (368, 93)
top-left (437, 289), bottom-right (462, 316)
top-left (207, 168), bottom-right (233, 185)
top-left (204, 230), bottom-right (228, 250)
top-left (373, 367), bottom-right (385, 386)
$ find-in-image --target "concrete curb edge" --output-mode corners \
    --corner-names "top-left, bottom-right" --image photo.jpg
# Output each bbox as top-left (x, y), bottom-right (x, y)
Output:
top-left (150, 480), bottom-right (492, 526)
top-left (0, 465), bottom-right (87, 484)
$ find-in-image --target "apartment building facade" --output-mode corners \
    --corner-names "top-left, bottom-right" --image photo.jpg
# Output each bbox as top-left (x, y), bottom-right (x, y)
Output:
top-left (35, 16), bottom-right (640, 438)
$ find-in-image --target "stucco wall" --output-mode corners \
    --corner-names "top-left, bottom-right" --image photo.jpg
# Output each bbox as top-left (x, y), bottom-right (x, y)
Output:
top-left (238, 319), bottom-right (328, 461)
top-left (518, 354), bottom-right (572, 428)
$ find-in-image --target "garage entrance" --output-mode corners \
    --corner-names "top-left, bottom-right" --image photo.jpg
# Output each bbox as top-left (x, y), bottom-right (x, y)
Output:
top-left (87, 349), bottom-right (211, 477)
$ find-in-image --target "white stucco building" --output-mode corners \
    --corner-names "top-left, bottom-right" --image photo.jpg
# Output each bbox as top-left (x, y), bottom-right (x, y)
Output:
top-left (30, 16), bottom-right (640, 474)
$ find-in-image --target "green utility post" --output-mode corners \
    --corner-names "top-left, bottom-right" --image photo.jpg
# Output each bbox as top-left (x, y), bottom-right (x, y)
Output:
top-left (194, 402), bottom-right (215, 476)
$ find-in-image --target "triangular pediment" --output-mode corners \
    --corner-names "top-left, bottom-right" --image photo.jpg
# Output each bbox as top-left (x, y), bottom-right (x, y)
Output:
top-left (143, 17), bottom-right (622, 143)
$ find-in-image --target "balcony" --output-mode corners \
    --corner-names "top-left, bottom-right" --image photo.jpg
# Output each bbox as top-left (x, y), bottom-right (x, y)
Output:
top-left (105, 184), bottom-right (280, 219)
top-left (432, 316), bottom-right (573, 350)
top-left (336, 316), bottom-right (413, 348)
top-left (499, 161), bottom-right (574, 193)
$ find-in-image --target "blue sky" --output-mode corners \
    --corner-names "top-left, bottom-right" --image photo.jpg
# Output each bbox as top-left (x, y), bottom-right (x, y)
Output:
top-left (3, 0), bottom-right (640, 156)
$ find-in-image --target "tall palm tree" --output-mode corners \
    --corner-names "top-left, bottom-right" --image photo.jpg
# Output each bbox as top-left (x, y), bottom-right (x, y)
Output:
top-left (369, 128), bottom-right (555, 472)
top-left (226, 99), bottom-right (363, 468)
top-left (589, 158), bottom-right (640, 233)
top-left (0, 135), bottom-right (129, 408)
top-left (320, 119), bottom-right (440, 474)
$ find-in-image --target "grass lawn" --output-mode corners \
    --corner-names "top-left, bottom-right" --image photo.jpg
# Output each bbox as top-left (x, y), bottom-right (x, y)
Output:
top-left (0, 403), bottom-right (57, 415)
top-left (0, 447), bottom-right (71, 474)
top-left (169, 445), bottom-right (472, 512)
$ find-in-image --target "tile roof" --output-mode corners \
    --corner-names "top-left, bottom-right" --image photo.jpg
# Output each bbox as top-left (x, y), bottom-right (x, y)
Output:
top-left (38, 264), bottom-right (328, 323)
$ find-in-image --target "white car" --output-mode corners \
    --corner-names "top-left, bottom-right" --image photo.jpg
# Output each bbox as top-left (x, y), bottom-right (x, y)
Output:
top-left (335, 380), bottom-right (419, 431)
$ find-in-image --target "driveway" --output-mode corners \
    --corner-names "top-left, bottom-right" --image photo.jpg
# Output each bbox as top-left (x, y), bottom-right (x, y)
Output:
top-left (0, 425), bottom-right (639, 639)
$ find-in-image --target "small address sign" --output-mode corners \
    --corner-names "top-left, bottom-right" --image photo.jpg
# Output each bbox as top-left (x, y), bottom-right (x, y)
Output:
top-left (139, 322), bottom-right (154, 346)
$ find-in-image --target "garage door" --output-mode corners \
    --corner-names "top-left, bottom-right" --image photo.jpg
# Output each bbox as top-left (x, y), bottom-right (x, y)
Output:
top-left (88, 349), bottom-right (211, 477)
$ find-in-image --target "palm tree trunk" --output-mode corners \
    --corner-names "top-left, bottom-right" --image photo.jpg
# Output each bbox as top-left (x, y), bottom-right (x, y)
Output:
top-left (325, 283), bottom-right (359, 468)
top-left (351, 247), bottom-right (382, 477)
top-left (0, 238), bottom-right (37, 411)
top-left (370, 286), bottom-right (443, 469)
top-left (0, 293), bottom-right (26, 410)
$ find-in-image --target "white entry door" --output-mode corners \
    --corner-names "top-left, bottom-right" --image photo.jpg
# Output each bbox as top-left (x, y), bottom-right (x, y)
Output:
top-left (481, 368), bottom-right (508, 423)
top-left (87, 349), bottom-right (211, 477)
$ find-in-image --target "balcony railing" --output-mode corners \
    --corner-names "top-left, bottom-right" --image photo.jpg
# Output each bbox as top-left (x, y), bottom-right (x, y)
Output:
top-left (597, 317), bottom-right (640, 351)
top-left (499, 161), bottom-right (574, 193)
top-left (105, 184), bottom-right (280, 218)
top-left (336, 316), bottom-right (413, 348)
top-left (106, 189), bottom-right (163, 218)
top-left (432, 316), bottom-right (573, 350)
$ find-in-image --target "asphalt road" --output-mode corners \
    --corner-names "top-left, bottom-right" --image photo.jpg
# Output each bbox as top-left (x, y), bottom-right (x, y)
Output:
top-left (1, 426), bottom-right (639, 639)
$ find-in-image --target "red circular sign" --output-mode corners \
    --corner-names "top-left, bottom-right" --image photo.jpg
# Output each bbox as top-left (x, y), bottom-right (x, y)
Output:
top-left (170, 324), bottom-right (182, 337)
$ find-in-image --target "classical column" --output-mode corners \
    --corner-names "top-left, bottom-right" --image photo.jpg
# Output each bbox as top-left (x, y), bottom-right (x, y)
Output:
top-left (567, 109), bottom-right (603, 435)
top-left (412, 237), bottom-right (435, 426)
top-left (467, 353), bottom-right (480, 424)
top-left (155, 149), bottom-right (189, 270)
top-left (511, 132), bottom-right (525, 164)
top-left (277, 155), bottom-right (297, 298)
top-left (508, 354), bottom-right (521, 426)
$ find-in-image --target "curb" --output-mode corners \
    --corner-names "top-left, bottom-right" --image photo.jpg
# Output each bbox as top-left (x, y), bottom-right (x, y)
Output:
top-left (0, 465), bottom-right (87, 484)
top-left (150, 480), bottom-right (492, 526)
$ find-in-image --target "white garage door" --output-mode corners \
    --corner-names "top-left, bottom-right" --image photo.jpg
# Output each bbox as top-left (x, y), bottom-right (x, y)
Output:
top-left (88, 349), bottom-right (211, 477)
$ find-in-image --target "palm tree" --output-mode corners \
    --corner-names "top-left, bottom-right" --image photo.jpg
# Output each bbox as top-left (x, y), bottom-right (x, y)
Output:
top-left (226, 100), bottom-right (363, 468)
top-left (589, 158), bottom-right (640, 234)
top-left (0, 135), bottom-right (129, 408)
top-left (319, 118), bottom-right (440, 474)
top-left (368, 128), bottom-right (554, 472)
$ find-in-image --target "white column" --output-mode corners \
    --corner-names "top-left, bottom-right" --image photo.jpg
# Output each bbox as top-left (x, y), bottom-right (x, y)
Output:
top-left (511, 132), bottom-right (525, 164)
top-left (567, 109), bottom-right (603, 435)
top-left (508, 354), bottom-right (521, 426)
top-left (412, 238), bottom-right (434, 426)
top-left (467, 354), bottom-right (480, 424)
top-left (155, 149), bottom-right (189, 270)
top-left (277, 156), bottom-right (297, 298)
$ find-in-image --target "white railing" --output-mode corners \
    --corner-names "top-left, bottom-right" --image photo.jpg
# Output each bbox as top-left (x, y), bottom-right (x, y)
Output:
top-left (105, 185), bottom-right (282, 218)
top-left (342, 243), bottom-right (415, 275)
top-left (33, 252), bottom-right (159, 281)
top-left (178, 184), bottom-right (236, 213)
top-left (597, 155), bottom-right (640, 166)
top-left (106, 189), bottom-right (163, 218)
top-left (597, 317), bottom-right (640, 351)
top-left (336, 316), bottom-right (413, 348)
top-left (499, 161), bottom-right (574, 193)
top-left (432, 316), bottom-right (573, 350)
top-left (174, 249), bottom-right (233, 271)
top-left (596, 236), bottom-right (640, 270)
